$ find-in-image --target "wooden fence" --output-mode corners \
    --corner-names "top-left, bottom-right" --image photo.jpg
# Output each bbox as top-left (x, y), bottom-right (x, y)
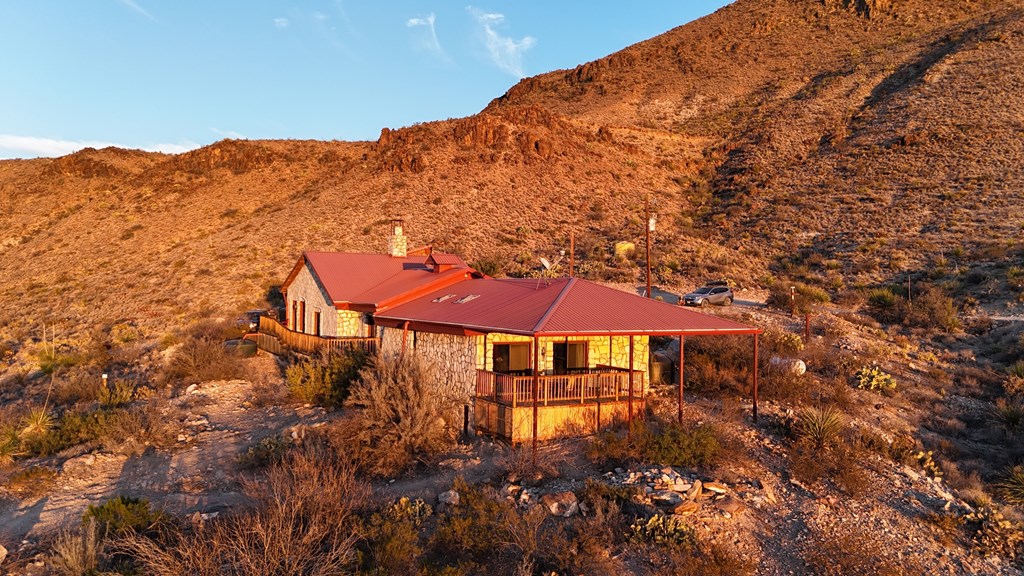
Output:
top-left (475, 368), bottom-right (645, 407)
top-left (256, 316), bottom-right (379, 356)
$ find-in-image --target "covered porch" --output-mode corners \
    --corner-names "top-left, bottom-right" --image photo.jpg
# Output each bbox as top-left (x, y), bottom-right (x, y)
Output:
top-left (474, 367), bottom-right (646, 442)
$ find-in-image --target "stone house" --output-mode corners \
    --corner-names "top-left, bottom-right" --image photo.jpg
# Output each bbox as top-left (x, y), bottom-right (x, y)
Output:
top-left (277, 222), bottom-right (761, 442)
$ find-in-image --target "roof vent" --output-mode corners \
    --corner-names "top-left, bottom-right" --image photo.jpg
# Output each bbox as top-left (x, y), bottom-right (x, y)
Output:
top-left (453, 294), bottom-right (480, 304)
top-left (432, 293), bottom-right (457, 303)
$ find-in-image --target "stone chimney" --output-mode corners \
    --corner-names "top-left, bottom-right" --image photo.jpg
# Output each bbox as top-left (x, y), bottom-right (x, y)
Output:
top-left (387, 219), bottom-right (407, 257)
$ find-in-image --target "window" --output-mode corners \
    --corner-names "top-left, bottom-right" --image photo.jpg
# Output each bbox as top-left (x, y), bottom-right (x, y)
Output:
top-left (553, 341), bottom-right (587, 374)
top-left (291, 301), bottom-right (299, 331)
top-left (493, 343), bottom-right (530, 374)
top-left (313, 310), bottom-right (321, 337)
top-left (298, 301), bottom-right (306, 333)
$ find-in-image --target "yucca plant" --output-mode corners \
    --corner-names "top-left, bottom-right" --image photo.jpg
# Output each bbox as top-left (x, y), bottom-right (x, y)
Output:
top-left (1009, 361), bottom-right (1024, 380)
top-left (993, 399), bottom-right (1024, 432)
top-left (0, 425), bottom-right (20, 468)
top-left (20, 407), bottom-right (55, 439)
top-left (794, 405), bottom-right (845, 448)
top-left (996, 466), bottom-right (1024, 506)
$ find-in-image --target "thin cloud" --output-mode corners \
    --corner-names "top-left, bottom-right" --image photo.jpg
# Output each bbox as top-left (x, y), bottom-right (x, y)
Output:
top-left (407, 13), bottom-right (448, 60)
top-left (210, 128), bottom-right (246, 140)
top-left (467, 7), bottom-right (535, 78)
top-left (274, 17), bottom-right (290, 28)
top-left (114, 0), bottom-right (157, 21)
top-left (0, 134), bottom-right (199, 159)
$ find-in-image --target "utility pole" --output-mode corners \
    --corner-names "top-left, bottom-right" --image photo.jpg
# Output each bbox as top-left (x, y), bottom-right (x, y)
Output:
top-left (645, 195), bottom-right (654, 299)
top-left (569, 231), bottom-right (575, 278)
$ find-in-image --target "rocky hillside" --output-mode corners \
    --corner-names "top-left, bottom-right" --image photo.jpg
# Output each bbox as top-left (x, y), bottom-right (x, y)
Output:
top-left (1, 0), bottom-right (1022, 341)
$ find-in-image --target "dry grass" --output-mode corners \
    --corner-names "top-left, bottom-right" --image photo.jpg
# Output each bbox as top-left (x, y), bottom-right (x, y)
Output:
top-left (117, 444), bottom-right (367, 575)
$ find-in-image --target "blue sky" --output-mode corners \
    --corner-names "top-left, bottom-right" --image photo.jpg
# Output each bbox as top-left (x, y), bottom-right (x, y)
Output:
top-left (0, 1), bottom-right (731, 159)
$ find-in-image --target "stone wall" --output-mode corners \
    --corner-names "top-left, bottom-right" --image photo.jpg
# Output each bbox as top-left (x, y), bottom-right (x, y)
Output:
top-left (286, 263), bottom-right (336, 336)
top-left (336, 309), bottom-right (366, 337)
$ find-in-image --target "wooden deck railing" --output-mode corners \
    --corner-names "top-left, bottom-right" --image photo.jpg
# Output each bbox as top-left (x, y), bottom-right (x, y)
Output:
top-left (257, 316), bottom-right (379, 356)
top-left (475, 368), bottom-right (645, 407)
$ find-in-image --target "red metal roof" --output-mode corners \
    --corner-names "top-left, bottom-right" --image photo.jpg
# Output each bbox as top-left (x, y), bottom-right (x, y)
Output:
top-left (282, 251), bottom-right (472, 309)
top-left (375, 277), bottom-right (760, 336)
top-left (426, 253), bottom-right (466, 266)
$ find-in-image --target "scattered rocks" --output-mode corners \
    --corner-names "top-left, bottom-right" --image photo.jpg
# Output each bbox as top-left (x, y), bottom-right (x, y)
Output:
top-left (673, 500), bottom-right (700, 515)
top-left (716, 496), bottom-right (746, 515)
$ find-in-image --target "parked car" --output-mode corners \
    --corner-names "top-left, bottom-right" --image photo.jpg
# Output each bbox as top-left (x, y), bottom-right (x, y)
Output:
top-left (237, 309), bottom-right (276, 333)
top-left (681, 282), bottom-right (734, 307)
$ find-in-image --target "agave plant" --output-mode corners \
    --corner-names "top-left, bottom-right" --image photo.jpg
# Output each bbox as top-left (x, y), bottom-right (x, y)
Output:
top-left (996, 465), bottom-right (1024, 506)
top-left (993, 399), bottom-right (1024, 432)
top-left (19, 407), bottom-right (55, 439)
top-left (0, 425), bottom-right (20, 468)
top-left (794, 405), bottom-right (845, 448)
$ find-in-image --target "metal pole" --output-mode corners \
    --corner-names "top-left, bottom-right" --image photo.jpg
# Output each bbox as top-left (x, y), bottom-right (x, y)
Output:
top-left (569, 231), bottom-right (575, 278)
top-left (678, 336), bottom-right (684, 425)
top-left (645, 196), bottom-right (652, 299)
top-left (627, 335), bottom-right (634, 439)
top-left (532, 335), bottom-right (540, 470)
top-left (752, 333), bottom-right (759, 423)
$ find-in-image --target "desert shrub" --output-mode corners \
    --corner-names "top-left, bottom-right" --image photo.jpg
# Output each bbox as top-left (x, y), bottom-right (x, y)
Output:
top-left (286, 349), bottom-right (367, 408)
top-left (6, 465), bottom-right (57, 498)
top-left (659, 540), bottom-right (755, 576)
top-left (50, 518), bottom-right (102, 576)
top-left (22, 404), bottom-right (172, 458)
top-left (684, 335), bottom-right (753, 396)
top-left (854, 365), bottom-right (896, 393)
top-left (359, 498), bottom-right (432, 575)
top-left (0, 424), bottom-right (18, 468)
top-left (996, 466), bottom-right (1024, 505)
top-left (429, 477), bottom-right (542, 572)
top-left (587, 420), bottom-right (721, 469)
top-left (496, 442), bottom-right (559, 480)
top-left (118, 445), bottom-right (367, 576)
top-left (84, 495), bottom-right (167, 537)
top-left (963, 507), bottom-right (1024, 560)
top-left (913, 450), bottom-right (943, 479)
top-left (802, 528), bottom-right (908, 576)
top-left (1007, 362), bottom-right (1024, 399)
top-left (98, 377), bottom-right (138, 407)
top-left (643, 423), bottom-right (722, 468)
top-left (790, 440), bottom-right (867, 496)
top-left (19, 406), bottom-right (55, 439)
top-left (764, 331), bottom-right (804, 355)
top-left (793, 405), bottom-right (845, 448)
top-left (864, 284), bottom-right (960, 332)
top-left (629, 514), bottom-right (694, 546)
top-left (1011, 361), bottom-right (1024, 380)
top-left (163, 336), bottom-right (243, 386)
top-left (766, 281), bottom-right (830, 313)
top-left (236, 434), bottom-right (290, 470)
top-left (471, 255), bottom-right (504, 277)
top-left (340, 353), bottom-right (460, 476)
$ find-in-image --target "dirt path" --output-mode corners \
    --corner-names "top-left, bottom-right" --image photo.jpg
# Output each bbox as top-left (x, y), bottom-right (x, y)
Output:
top-left (0, 374), bottom-right (321, 549)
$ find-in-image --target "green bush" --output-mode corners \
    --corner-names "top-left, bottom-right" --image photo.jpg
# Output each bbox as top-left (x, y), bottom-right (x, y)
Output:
top-left (628, 514), bottom-right (695, 546)
top-left (84, 495), bottom-right (166, 537)
top-left (854, 365), bottom-right (896, 393)
top-left (587, 421), bottom-right (721, 469)
top-left (286, 350), bottom-right (367, 408)
top-left (766, 281), bottom-right (830, 313)
top-left (236, 434), bottom-right (290, 470)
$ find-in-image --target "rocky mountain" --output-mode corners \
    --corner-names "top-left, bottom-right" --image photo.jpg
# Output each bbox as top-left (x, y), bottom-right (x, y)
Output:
top-left (1, 0), bottom-right (1022, 339)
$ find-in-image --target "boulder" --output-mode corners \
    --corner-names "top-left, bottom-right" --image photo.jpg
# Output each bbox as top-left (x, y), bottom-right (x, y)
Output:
top-left (541, 491), bottom-right (579, 517)
top-left (686, 480), bottom-right (703, 500)
top-left (770, 357), bottom-right (807, 376)
top-left (651, 490), bottom-right (684, 508)
top-left (673, 501), bottom-right (700, 515)
top-left (0, 544), bottom-right (6, 566)
top-left (438, 490), bottom-right (460, 507)
top-left (703, 481), bottom-right (728, 494)
top-left (716, 496), bottom-right (746, 515)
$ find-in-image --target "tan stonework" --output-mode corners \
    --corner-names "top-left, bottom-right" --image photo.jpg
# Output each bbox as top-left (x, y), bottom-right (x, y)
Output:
top-left (286, 263), bottom-right (335, 336)
top-left (336, 309), bottom-right (365, 337)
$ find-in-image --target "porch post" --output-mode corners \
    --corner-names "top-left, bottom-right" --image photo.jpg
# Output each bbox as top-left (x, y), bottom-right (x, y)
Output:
top-left (627, 335), bottom-right (634, 438)
top-left (752, 332), bottom-right (760, 423)
top-left (532, 335), bottom-right (540, 469)
top-left (401, 321), bottom-right (410, 356)
top-left (678, 335), bottom-right (685, 425)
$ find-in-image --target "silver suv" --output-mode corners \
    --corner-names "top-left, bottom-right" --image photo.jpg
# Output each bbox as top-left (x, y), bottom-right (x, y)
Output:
top-left (681, 283), bottom-right (733, 307)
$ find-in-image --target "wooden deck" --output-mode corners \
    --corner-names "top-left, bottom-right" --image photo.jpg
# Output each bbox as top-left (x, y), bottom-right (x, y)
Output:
top-left (253, 316), bottom-right (379, 356)
top-left (473, 368), bottom-right (646, 441)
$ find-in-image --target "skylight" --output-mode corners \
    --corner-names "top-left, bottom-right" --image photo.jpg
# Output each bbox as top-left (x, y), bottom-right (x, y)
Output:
top-left (453, 294), bottom-right (480, 304)
top-left (432, 294), bottom-right (457, 303)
